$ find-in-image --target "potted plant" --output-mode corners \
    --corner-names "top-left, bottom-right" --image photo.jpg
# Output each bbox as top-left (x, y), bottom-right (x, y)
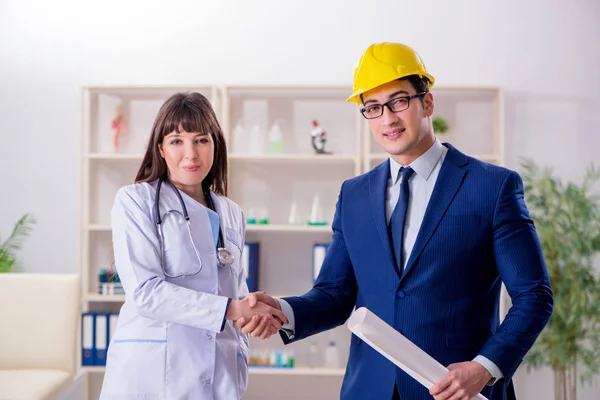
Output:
top-left (432, 116), bottom-right (449, 135)
top-left (0, 213), bottom-right (36, 272)
top-left (520, 158), bottom-right (600, 400)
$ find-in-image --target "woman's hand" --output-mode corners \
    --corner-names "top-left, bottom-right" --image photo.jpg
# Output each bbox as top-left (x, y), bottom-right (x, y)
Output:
top-left (226, 296), bottom-right (288, 338)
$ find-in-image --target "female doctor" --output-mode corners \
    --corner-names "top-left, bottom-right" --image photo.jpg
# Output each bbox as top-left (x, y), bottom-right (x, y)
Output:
top-left (100, 92), bottom-right (287, 400)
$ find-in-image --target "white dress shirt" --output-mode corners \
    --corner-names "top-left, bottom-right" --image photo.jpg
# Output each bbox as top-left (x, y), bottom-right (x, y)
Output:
top-left (278, 138), bottom-right (503, 384)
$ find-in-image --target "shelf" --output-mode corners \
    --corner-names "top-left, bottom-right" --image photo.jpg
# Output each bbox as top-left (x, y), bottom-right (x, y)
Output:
top-left (85, 291), bottom-right (296, 302)
top-left (367, 153), bottom-right (500, 163)
top-left (86, 86), bottom-right (214, 101)
top-left (88, 224), bottom-right (330, 233)
top-left (246, 224), bottom-right (331, 233)
top-left (82, 366), bottom-right (107, 373)
top-left (84, 294), bottom-right (125, 303)
top-left (86, 153), bottom-right (357, 163)
top-left (85, 153), bottom-right (143, 161)
top-left (248, 367), bottom-right (345, 376)
top-left (229, 154), bottom-right (357, 163)
top-left (87, 224), bottom-right (112, 232)
top-left (82, 365), bottom-right (345, 377)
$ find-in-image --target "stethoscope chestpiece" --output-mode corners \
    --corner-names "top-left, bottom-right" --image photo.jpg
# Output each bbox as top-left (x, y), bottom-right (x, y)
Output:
top-left (217, 247), bottom-right (235, 268)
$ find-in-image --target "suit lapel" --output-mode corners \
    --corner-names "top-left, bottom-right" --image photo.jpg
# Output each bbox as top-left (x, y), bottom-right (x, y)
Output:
top-left (402, 144), bottom-right (468, 279)
top-left (369, 160), bottom-right (400, 278)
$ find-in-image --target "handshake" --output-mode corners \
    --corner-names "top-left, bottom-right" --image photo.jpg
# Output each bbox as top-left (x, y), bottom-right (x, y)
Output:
top-left (225, 292), bottom-right (288, 340)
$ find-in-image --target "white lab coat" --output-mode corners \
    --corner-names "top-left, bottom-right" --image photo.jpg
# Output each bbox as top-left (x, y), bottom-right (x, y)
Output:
top-left (100, 180), bottom-right (249, 400)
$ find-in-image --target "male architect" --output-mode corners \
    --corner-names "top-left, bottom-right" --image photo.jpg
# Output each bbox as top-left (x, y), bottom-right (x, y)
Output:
top-left (238, 42), bottom-right (553, 400)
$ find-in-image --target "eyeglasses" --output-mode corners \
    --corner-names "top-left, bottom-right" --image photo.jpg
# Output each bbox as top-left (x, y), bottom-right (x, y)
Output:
top-left (360, 91), bottom-right (428, 119)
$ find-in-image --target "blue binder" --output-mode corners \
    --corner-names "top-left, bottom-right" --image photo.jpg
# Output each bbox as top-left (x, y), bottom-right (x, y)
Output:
top-left (108, 313), bottom-right (119, 346)
top-left (312, 243), bottom-right (330, 283)
top-left (244, 242), bottom-right (260, 292)
top-left (81, 313), bottom-right (96, 366)
top-left (94, 313), bottom-right (108, 366)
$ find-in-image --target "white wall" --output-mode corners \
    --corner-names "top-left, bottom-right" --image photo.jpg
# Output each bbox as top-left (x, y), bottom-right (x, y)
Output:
top-left (1, 0), bottom-right (599, 398)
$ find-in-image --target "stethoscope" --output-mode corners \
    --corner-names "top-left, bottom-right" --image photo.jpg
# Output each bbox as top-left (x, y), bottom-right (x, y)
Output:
top-left (154, 177), bottom-right (234, 278)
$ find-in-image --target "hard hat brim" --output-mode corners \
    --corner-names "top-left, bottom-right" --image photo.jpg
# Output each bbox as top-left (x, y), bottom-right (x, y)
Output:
top-left (346, 72), bottom-right (435, 104)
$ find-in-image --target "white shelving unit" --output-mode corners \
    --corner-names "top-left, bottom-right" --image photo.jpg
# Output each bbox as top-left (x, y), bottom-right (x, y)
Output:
top-left (79, 84), bottom-right (504, 400)
top-left (220, 86), bottom-right (358, 394)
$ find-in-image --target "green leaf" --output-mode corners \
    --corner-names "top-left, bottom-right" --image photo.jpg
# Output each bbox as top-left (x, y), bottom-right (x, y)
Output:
top-left (520, 159), bottom-right (600, 387)
top-left (0, 214), bottom-right (36, 273)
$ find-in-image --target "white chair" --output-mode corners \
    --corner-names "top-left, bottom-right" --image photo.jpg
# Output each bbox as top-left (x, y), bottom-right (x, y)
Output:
top-left (0, 273), bottom-right (80, 400)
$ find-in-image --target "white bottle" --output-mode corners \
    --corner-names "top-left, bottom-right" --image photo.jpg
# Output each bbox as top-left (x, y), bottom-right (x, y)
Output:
top-left (324, 341), bottom-right (339, 369)
top-left (232, 120), bottom-right (245, 153)
top-left (249, 124), bottom-right (264, 155)
top-left (307, 342), bottom-right (319, 368)
top-left (268, 122), bottom-right (283, 154)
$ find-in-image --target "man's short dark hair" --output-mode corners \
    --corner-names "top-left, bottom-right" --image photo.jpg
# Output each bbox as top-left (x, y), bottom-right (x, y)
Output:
top-left (403, 74), bottom-right (430, 94)
top-left (359, 74), bottom-right (431, 105)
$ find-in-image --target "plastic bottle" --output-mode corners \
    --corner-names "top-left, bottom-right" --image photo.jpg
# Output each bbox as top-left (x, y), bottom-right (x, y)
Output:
top-left (307, 342), bottom-right (319, 368)
top-left (268, 122), bottom-right (283, 154)
top-left (232, 120), bottom-right (245, 153)
top-left (286, 349), bottom-right (295, 368)
top-left (249, 124), bottom-right (264, 155)
top-left (324, 341), bottom-right (339, 369)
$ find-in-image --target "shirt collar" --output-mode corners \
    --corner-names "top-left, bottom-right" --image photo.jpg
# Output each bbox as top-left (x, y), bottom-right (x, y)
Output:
top-left (389, 138), bottom-right (446, 183)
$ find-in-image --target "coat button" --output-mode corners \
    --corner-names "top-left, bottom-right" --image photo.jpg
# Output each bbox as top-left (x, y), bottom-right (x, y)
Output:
top-left (206, 332), bottom-right (215, 340)
top-left (204, 378), bottom-right (212, 385)
top-left (395, 291), bottom-right (406, 299)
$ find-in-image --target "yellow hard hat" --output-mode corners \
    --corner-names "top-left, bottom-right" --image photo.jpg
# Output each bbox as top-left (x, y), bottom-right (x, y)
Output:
top-left (346, 42), bottom-right (435, 104)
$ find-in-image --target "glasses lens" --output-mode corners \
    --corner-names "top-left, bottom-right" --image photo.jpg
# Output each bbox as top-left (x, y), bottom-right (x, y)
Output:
top-left (389, 98), bottom-right (409, 112)
top-left (363, 105), bottom-right (382, 119)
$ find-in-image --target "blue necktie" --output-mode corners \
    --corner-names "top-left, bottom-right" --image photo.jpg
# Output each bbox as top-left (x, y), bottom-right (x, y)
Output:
top-left (389, 166), bottom-right (414, 273)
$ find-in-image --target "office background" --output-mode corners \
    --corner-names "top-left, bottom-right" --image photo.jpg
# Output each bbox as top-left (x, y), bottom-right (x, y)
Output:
top-left (0, 0), bottom-right (599, 399)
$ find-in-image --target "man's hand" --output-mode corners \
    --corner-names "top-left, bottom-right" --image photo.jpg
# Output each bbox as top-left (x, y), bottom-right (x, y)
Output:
top-left (429, 361), bottom-right (492, 400)
top-left (225, 294), bottom-right (288, 339)
top-left (233, 292), bottom-right (285, 339)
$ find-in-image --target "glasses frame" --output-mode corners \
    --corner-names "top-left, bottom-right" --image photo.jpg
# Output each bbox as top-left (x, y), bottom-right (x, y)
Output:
top-left (360, 91), bottom-right (428, 119)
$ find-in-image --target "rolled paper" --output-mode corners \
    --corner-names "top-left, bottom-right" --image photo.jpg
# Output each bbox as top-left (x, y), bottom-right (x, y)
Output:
top-left (347, 307), bottom-right (488, 400)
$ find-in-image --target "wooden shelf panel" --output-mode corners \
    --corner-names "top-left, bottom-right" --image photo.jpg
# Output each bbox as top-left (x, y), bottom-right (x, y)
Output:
top-left (85, 153), bottom-right (144, 160)
top-left (82, 366), bottom-right (345, 377)
top-left (246, 224), bottom-right (331, 233)
top-left (84, 294), bottom-right (125, 303)
top-left (229, 153), bottom-right (357, 162)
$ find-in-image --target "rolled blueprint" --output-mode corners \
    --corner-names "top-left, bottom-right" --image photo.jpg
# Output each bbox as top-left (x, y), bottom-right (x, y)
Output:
top-left (347, 307), bottom-right (488, 400)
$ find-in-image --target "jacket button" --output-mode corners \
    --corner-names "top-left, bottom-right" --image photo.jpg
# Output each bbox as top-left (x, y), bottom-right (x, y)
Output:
top-left (395, 291), bottom-right (406, 299)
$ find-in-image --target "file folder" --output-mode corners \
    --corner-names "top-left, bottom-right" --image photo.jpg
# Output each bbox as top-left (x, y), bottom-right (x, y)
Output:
top-left (244, 242), bottom-right (260, 292)
top-left (95, 313), bottom-right (108, 366)
top-left (312, 243), bottom-right (330, 282)
top-left (108, 313), bottom-right (119, 344)
top-left (81, 313), bottom-right (95, 366)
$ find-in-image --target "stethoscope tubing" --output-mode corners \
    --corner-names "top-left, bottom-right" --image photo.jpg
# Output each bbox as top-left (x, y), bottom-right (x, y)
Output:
top-left (154, 177), bottom-right (233, 278)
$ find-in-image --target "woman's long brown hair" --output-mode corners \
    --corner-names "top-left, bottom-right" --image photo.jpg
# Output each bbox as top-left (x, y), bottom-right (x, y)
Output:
top-left (134, 91), bottom-right (228, 196)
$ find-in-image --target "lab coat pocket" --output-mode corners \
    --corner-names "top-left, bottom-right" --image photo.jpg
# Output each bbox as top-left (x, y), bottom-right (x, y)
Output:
top-left (103, 339), bottom-right (166, 397)
top-left (225, 228), bottom-right (243, 276)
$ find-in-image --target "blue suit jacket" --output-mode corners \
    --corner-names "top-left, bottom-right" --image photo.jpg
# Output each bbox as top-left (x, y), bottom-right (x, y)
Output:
top-left (282, 143), bottom-right (553, 400)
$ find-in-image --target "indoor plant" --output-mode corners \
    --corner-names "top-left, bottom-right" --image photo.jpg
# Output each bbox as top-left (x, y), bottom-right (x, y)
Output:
top-left (432, 116), bottom-right (449, 135)
top-left (520, 159), bottom-right (600, 400)
top-left (0, 213), bottom-right (36, 272)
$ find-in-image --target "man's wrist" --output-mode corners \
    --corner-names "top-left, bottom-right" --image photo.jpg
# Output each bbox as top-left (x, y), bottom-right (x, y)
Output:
top-left (472, 355), bottom-right (503, 386)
